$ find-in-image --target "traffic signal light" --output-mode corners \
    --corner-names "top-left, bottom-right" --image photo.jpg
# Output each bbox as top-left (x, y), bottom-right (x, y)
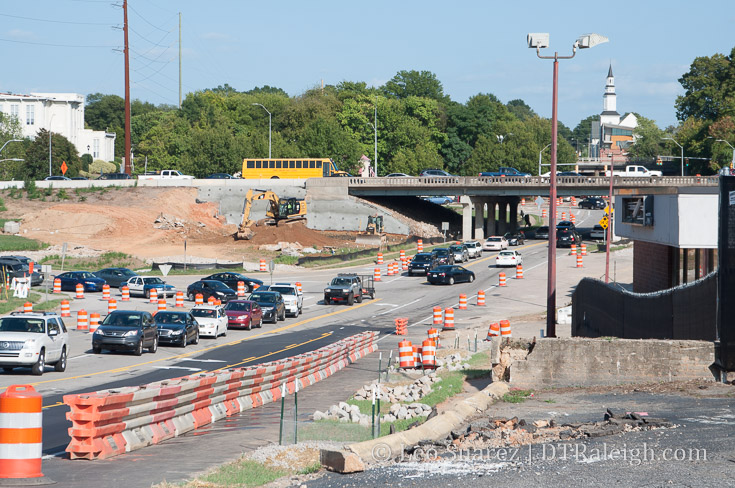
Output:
top-left (685, 158), bottom-right (690, 166)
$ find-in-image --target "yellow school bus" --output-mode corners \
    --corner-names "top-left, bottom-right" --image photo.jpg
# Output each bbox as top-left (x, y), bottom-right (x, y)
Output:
top-left (240, 158), bottom-right (349, 179)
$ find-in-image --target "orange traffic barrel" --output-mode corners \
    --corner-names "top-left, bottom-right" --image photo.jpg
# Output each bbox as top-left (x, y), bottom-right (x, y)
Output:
top-left (374, 267), bottom-right (381, 282)
top-left (377, 252), bottom-right (383, 265)
top-left (76, 310), bottom-right (88, 331)
top-left (500, 319), bottom-right (512, 337)
top-left (175, 291), bottom-right (184, 307)
top-left (148, 287), bottom-right (158, 304)
top-left (259, 259), bottom-right (267, 272)
top-left (413, 345), bottom-right (421, 366)
top-left (433, 306), bottom-right (442, 325)
top-left (576, 254), bottom-right (583, 268)
top-left (477, 290), bottom-right (486, 306)
top-left (427, 327), bottom-right (439, 348)
top-left (102, 284), bottom-right (110, 301)
top-left (400, 250), bottom-right (405, 260)
top-left (158, 299), bottom-right (167, 312)
top-left (53, 279), bottom-right (61, 294)
top-left (237, 281), bottom-right (246, 297)
top-left (398, 340), bottom-right (414, 368)
top-left (207, 296), bottom-right (215, 305)
top-left (195, 293), bottom-right (203, 306)
top-left (417, 239), bottom-right (423, 252)
top-left (516, 265), bottom-right (524, 279)
top-left (499, 272), bottom-right (507, 287)
top-left (89, 313), bottom-right (100, 333)
top-left (581, 243), bottom-right (587, 256)
top-left (295, 282), bottom-right (302, 294)
top-left (23, 302), bottom-right (32, 313)
top-left (121, 285), bottom-right (130, 301)
top-left (0, 385), bottom-right (44, 480)
top-left (458, 294), bottom-right (467, 310)
top-left (442, 307), bottom-right (455, 331)
top-left (75, 283), bottom-right (84, 299)
top-left (571, 244), bottom-right (577, 256)
top-left (60, 300), bottom-right (70, 317)
top-left (107, 299), bottom-right (117, 314)
top-left (421, 339), bottom-right (436, 369)
top-left (486, 322), bottom-right (500, 340)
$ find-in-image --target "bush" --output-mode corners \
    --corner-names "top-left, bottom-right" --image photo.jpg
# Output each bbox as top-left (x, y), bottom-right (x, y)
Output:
top-left (89, 160), bottom-right (116, 176)
top-left (24, 179), bottom-right (40, 199)
top-left (81, 154), bottom-right (93, 171)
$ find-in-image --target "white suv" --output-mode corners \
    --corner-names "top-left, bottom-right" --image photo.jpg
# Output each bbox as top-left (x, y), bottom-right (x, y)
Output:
top-left (0, 312), bottom-right (69, 375)
top-left (261, 283), bottom-right (303, 317)
top-left (464, 241), bottom-right (482, 259)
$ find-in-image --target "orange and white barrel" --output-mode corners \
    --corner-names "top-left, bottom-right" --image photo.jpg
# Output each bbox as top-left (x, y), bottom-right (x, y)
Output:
top-left (121, 286), bottom-right (130, 301)
top-left (570, 213), bottom-right (576, 224)
top-left (458, 294), bottom-right (467, 310)
top-left (76, 310), bottom-right (88, 331)
top-left (175, 291), bottom-right (184, 307)
top-left (195, 294), bottom-right (203, 306)
top-left (571, 196), bottom-right (577, 206)
top-left (259, 259), bottom-right (267, 272)
top-left (486, 322), bottom-right (500, 340)
top-left (237, 281), bottom-right (245, 297)
top-left (53, 279), bottom-right (61, 294)
top-left (581, 243), bottom-right (587, 256)
top-left (427, 327), bottom-right (439, 347)
top-left (296, 282), bottom-right (302, 294)
top-left (75, 283), bottom-right (84, 299)
top-left (413, 345), bottom-right (421, 366)
top-left (107, 299), bottom-right (117, 314)
top-left (561, 211), bottom-right (567, 221)
top-left (571, 244), bottom-right (577, 256)
top-left (214, 299), bottom-right (221, 306)
top-left (102, 284), bottom-right (110, 301)
top-left (374, 268), bottom-right (381, 282)
top-left (399, 340), bottom-right (414, 368)
top-left (477, 290), bottom-right (486, 306)
top-left (417, 239), bottom-right (423, 252)
top-left (400, 250), bottom-right (405, 260)
top-left (0, 385), bottom-right (44, 480)
top-left (401, 257), bottom-right (408, 271)
top-left (148, 287), bottom-right (158, 304)
top-left (521, 197), bottom-right (526, 206)
top-left (516, 264), bottom-right (524, 279)
top-left (386, 262), bottom-right (393, 276)
top-left (576, 254), bottom-right (583, 268)
top-left (500, 319), bottom-right (512, 337)
top-left (23, 302), bottom-right (32, 313)
top-left (207, 296), bottom-right (215, 305)
top-left (158, 299), bottom-right (167, 312)
top-left (377, 252), bottom-right (383, 265)
top-left (89, 313), bottom-right (100, 333)
top-left (542, 209), bottom-right (547, 219)
top-left (499, 272), bottom-right (507, 287)
top-left (433, 306), bottom-right (442, 325)
top-left (60, 300), bottom-right (70, 317)
top-left (442, 307), bottom-right (455, 331)
top-left (421, 339), bottom-right (436, 368)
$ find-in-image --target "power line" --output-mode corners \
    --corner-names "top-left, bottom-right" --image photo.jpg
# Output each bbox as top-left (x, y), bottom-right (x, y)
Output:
top-left (130, 26), bottom-right (173, 47)
top-left (0, 37), bottom-right (116, 48)
top-left (128, 3), bottom-right (169, 33)
top-left (0, 12), bottom-right (114, 25)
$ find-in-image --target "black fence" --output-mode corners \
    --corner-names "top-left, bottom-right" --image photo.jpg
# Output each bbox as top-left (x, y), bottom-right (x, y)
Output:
top-left (572, 272), bottom-right (717, 341)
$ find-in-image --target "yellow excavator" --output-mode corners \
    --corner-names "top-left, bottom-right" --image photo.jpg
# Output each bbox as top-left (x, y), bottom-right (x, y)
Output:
top-left (236, 189), bottom-right (307, 240)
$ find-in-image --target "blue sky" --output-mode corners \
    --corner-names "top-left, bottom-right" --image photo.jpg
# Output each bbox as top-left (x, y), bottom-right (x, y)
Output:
top-left (1, 0), bottom-right (733, 130)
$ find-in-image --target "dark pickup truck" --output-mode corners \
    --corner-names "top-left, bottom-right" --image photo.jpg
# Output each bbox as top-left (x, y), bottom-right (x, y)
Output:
top-left (323, 273), bottom-right (375, 306)
top-left (478, 167), bottom-right (531, 177)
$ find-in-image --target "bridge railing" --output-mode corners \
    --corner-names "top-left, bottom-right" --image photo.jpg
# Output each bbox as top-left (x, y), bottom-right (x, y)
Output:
top-left (346, 175), bottom-right (719, 188)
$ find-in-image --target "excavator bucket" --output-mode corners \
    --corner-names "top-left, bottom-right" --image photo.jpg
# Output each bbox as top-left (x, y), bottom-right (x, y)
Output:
top-left (355, 233), bottom-right (385, 246)
top-left (235, 225), bottom-right (255, 240)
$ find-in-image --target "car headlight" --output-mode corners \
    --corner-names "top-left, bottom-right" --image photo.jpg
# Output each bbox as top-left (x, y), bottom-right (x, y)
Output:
top-left (123, 330), bottom-right (139, 336)
top-left (262, 306), bottom-right (274, 311)
top-left (236, 315), bottom-right (248, 321)
top-left (94, 330), bottom-right (106, 336)
top-left (324, 288), bottom-right (330, 293)
top-left (342, 288), bottom-right (350, 293)
top-left (171, 329), bottom-right (184, 335)
top-left (84, 281), bottom-right (96, 285)
top-left (23, 338), bottom-right (37, 348)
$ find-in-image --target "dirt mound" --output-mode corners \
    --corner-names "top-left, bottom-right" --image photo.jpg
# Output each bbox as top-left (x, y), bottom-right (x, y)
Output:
top-left (245, 221), bottom-right (355, 248)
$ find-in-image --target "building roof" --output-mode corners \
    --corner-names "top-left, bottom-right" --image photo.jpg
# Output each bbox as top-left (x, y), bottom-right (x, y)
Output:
top-left (608, 64), bottom-right (613, 78)
top-left (601, 110), bottom-right (620, 116)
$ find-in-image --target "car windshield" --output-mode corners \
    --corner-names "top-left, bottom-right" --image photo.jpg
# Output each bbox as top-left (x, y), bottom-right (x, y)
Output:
top-left (102, 313), bottom-right (142, 328)
top-left (191, 309), bottom-right (216, 318)
top-left (433, 265), bottom-right (452, 272)
top-left (449, 245), bottom-right (462, 252)
top-left (155, 313), bottom-right (186, 324)
top-left (77, 272), bottom-right (96, 279)
top-left (143, 277), bottom-right (165, 285)
top-left (250, 293), bottom-right (275, 303)
top-left (269, 286), bottom-right (294, 295)
top-left (499, 251), bottom-right (514, 256)
top-left (0, 317), bottom-right (45, 333)
top-left (118, 269), bottom-right (136, 277)
top-left (207, 281), bottom-right (229, 290)
top-left (413, 255), bottom-right (432, 262)
top-left (435, 249), bottom-right (449, 256)
top-left (330, 278), bottom-right (352, 286)
top-left (224, 302), bottom-right (251, 312)
top-left (487, 238), bottom-right (501, 242)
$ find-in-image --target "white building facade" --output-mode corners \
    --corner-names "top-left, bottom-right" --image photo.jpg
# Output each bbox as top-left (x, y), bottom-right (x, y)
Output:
top-left (0, 92), bottom-right (115, 162)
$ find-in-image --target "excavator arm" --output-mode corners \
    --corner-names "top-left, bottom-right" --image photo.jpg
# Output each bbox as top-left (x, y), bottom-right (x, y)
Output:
top-left (236, 189), bottom-right (307, 240)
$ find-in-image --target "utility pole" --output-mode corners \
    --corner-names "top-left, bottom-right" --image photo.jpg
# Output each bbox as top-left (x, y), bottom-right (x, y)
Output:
top-left (123, 0), bottom-right (131, 175)
top-left (178, 12), bottom-right (182, 109)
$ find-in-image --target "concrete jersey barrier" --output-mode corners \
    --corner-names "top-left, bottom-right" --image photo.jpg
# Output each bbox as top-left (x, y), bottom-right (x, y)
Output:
top-left (63, 331), bottom-right (377, 460)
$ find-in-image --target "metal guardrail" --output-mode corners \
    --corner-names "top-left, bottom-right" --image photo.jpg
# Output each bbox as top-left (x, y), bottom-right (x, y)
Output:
top-left (345, 175), bottom-right (719, 187)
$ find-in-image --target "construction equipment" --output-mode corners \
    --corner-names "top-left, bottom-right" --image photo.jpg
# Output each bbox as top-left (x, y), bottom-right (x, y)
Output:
top-left (356, 214), bottom-right (386, 246)
top-left (236, 189), bottom-right (307, 240)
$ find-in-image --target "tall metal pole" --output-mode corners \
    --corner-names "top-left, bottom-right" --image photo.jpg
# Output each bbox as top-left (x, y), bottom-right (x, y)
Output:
top-left (538, 143), bottom-right (550, 176)
top-left (546, 55), bottom-right (559, 338)
top-left (605, 155), bottom-right (613, 283)
top-left (268, 111), bottom-right (272, 159)
top-left (178, 12), bottom-right (182, 109)
top-left (123, 0), bottom-right (131, 175)
top-left (374, 99), bottom-right (378, 176)
top-left (48, 129), bottom-right (52, 177)
top-left (680, 145), bottom-right (684, 176)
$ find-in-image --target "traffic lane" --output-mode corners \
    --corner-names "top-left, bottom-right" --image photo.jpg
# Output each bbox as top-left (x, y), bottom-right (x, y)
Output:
top-left (39, 323), bottom-right (373, 455)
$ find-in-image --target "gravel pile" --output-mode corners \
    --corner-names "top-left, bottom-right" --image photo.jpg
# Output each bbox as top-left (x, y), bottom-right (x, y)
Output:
top-left (435, 353), bottom-right (471, 371)
top-left (352, 374), bottom-right (441, 403)
top-left (312, 401), bottom-right (432, 425)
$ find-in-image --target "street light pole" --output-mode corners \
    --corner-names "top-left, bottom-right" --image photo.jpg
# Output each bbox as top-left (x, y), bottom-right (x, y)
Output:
top-left (529, 32), bottom-right (608, 338)
top-left (252, 103), bottom-right (272, 159)
top-left (374, 98), bottom-right (377, 176)
top-left (715, 139), bottom-right (735, 169)
top-left (662, 137), bottom-right (684, 176)
top-left (0, 139), bottom-right (22, 156)
top-left (605, 154), bottom-right (614, 283)
top-left (538, 143), bottom-right (551, 176)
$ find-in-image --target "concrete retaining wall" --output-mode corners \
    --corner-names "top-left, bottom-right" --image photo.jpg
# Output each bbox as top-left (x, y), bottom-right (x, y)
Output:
top-left (510, 338), bottom-right (715, 389)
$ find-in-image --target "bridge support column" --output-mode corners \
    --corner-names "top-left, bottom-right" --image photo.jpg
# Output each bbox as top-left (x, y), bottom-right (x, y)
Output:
top-left (472, 197), bottom-right (486, 241)
top-left (498, 201), bottom-right (508, 235)
top-left (459, 196), bottom-right (472, 242)
top-left (509, 197), bottom-right (519, 233)
top-left (486, 199), bottom-right (497, 236)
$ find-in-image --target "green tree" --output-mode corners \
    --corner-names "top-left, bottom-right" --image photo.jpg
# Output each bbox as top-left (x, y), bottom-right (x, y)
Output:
top-left (627, 114), bottom-right (664, 162)
top-left (675, 47), bottom-right (735, 122)
top-left (21, 129), bottom-right (81, 179)
top-left (506, 99), bottom-right (537, 121)
top-left (382, 70), bottom-right (445, 100)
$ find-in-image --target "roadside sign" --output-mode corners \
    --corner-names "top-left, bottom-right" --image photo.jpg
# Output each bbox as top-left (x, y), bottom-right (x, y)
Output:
top-left (61, 161), bottom-right (68, 175)
top-left (268, 260), bottom-right (275, 284)
top-left (603, 205), bottom-right (610, 215)
top-left (159, 264), bottom-right (172, 276)
top-left (441, 222), bottom-right (449, 231)
top-left (534, 196), bottom-right (544, 210)
top-left (599, 216), bottom-right (609, 229)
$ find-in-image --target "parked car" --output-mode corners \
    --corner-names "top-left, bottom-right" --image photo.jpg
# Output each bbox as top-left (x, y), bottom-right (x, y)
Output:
top-left (496, 250), bottom-right (523, 267)
top-left (154, 311), bottom-right (199, 347)
top-left (478, 167), bottom-right (531, 178)
top-left (97, 173), bottom-right (132, 180)
top-left (385, 173), bottom-right (411, 177)
top-left (190, 306), bottom-right (228, 338)
top-left (125, 276), bottom-right (175, 298)
top-left (186, 280), bottom-right (237, 303)
top-left (590, 225), bottom-right (606, 240)
top-left (259, 283), bottom-right (303, 317)
top-left (433, 248), bottom-right (455, 265)
top-left (504, 232), bottom-right (525, 246)
top-left (94, 267), bottom-right (139, 288)
top-left (482, 236), bottom-right (509, 252)
top-left (408, 253), bottom-right (438, 276)
top-left (55, 271), bottom-right (106, 292)
top-left (427, 265), bottom-right (475, 285)
top-left (578, 197), bottom-right (606, 209)
top-left (535, 226), bottom-right (550, 239)
top-left (0, 312), bottom-right (68, 375)
top-left (92, 311), bottom-right (158, 355)
top-left (449, 243), bottom-right (469, 263)
top-left (44, 176), bottom-right (70, 181)
top-left (70, 176), bottom-right (88, 180)
top-left (223, 300), bottom-right (263, 330)
top-left (0, 259), bottom-right (44, 286)
top-left (556, 228), bottom-right (581, 247)
top-left (419, 169), bottom-right (455, 177)
top-left (248, 291), bottom-right (286, 323)
top-left (463, 241), bottom-right (482, 259)
top-left (206, 173), bottom-right (236, 179)
top-left (202, 272), bottom-right (263, 294)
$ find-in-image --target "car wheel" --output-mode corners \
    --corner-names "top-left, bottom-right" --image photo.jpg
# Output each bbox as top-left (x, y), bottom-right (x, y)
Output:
top-left (257, 318), bottom-right (263, 328)
top-left (134, 341), bottom-right (143, 356)
top-left (54, 347), bottom-right (67, 372)
top-left (92, 345), bottom-right (102, 354)
top-left (180, 335), bottom-right (187, 348)
top-left (246, 321), bottom-right (252, 331)
top-left (242, 284), bottom-right (250, 294)
top-left (145, 289), bottom-right (151, 299)
top-left (448, 277), bottom-right (455, 285)
top-left (193, 331), bottom-right (199, 345)
top-left (31, 349), bottom-right (45, 376)
top-left (188, 292), bottom-right (196, 302)
top-left (347, 294), bottom-right (354, 306)
top-left (324, 296), bottom-right (330, 305)
top-left (278, 309), bottom-right (285, 321)
top-left (298, 306), bottom-right (302, 316)
top-left (469, 274), bottom-right (475, 283)
top-left (356, 294), bottom-right (363, 303)
top-left (149, 336), bottom-right (158, 353)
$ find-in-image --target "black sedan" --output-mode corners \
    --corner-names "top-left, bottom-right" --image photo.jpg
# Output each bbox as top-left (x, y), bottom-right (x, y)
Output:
top-left (153, 311), bottom-right (199, 347)
top-left (248, 291), bottom-right (286, 323)
top-left (206, 173), bottom-right (236, 179)
top-left (203, 272), bottom-right (263, 294)
top-left (578, 197), bottom-right (606, 209)
top-left (55, 271), bottom-right (106, 292)
top-left (504, 232), bottom-right (525, 246)
top-left (186, 280), bottom-right (237, 302)
top-left (92, 311), bottom-right (158, 355)
top-left (433, 248), bottom-right (455, 266)
top-left (556, 228), bottom-right (581, 247)
top-left (408, 253), bottom-right (438, 276)
top-left (427, 265), bottom-right (475, 285)
top-left (94, 267), bottom-right (138, 288)
top-left (534, 226), bottom-right (550, 239)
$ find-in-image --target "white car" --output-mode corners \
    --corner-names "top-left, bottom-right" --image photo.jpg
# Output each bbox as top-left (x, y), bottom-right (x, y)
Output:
top-left (464, 240), bottom-right (482, 259)
top-left (260, 283), bottom-right (303, 317)
top-left (482, 236), bottom-right (509, 252)
top-left (0, 312), bottom-right (69, 375)
top-left (125, 276), bottom-right (176, 298)
top-left (190, 306), bottom-right (227, 338)
top-left (496, 250), bottom-right (523, 267)
top-left (590, 225), bottom-right (606, 240)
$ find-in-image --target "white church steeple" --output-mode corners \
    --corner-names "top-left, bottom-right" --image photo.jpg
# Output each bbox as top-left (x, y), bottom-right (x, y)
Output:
top-left (601, 64), bottom-right (620, 125)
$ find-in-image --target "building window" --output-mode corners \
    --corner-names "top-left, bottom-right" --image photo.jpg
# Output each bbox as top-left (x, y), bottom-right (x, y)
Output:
top-left (26, 105), bottom-right (34, 125)
top-left (10, 104), bottom-right (19, 121)
top-left (93, 139), bottom-right (100, 159)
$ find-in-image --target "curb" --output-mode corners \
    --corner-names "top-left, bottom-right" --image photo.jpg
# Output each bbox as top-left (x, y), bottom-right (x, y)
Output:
top-left (320, 381), bottom-right (509, 472)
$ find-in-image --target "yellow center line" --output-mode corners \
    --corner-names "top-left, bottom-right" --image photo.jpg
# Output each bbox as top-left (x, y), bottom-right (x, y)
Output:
top-left (20, 298), bottom-right (382, 389)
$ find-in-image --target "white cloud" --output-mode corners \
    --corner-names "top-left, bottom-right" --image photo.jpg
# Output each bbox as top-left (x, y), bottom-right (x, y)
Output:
top-left (6, 29), bottom-right (36, 40)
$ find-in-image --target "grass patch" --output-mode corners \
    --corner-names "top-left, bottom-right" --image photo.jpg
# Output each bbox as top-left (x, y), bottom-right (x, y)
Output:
top-left (0, 197), bottom-right (6, 212)
top-left (0, 235), bottom-right (47, 252)
top-left (544, 399), bottom-right (556, 404)
top-left (39, 252), bottom-right (144, 272)
top-left (200, 459), bottom-right (289, 488)
top-left (273, 255), bottom-right (299, 266)
top-left (298, 419), bottom-right (373, 443)
top-left (74, 186), bottom-right (112, 195)
top-left (502, 389), bottom-right (533, 403)
top-left (56, 189), bottom-right (69, 200)
top-left (0, 291), bottom-right (63, 315)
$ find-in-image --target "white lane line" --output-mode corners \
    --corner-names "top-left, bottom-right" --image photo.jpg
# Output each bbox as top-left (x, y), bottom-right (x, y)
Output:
top-left (375, 298), bottom-right (421, 316)
top-left (69, 354), bottom-right (93, 361)
top-left (153, 366), bottom-right (202, 372)
top-left (181, 359), bottom-right (226, 363)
